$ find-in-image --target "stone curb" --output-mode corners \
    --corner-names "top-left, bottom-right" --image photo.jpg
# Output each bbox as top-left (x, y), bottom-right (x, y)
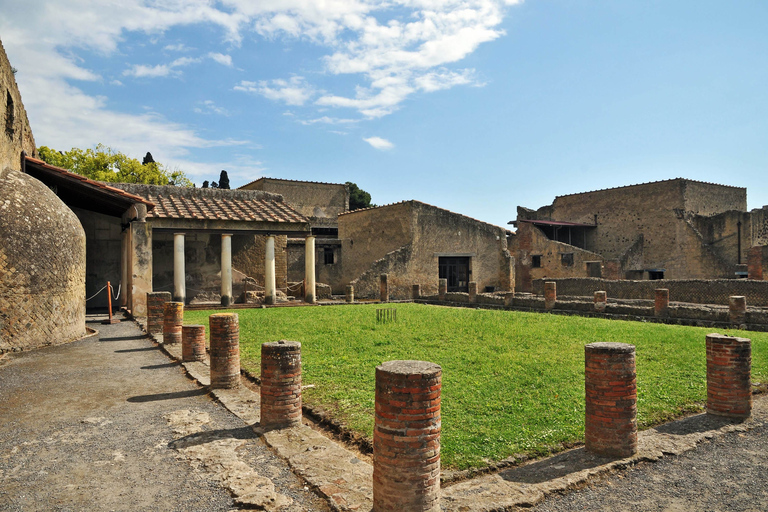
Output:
top-left (146, 322), bottom-right (766, 512)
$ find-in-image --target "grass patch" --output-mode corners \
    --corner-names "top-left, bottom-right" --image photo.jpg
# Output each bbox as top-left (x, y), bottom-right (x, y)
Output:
top-left (185, 303), bottom-right (768, 470)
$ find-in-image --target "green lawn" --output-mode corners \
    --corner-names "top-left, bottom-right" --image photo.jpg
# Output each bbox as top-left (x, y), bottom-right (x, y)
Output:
top-left (184, 303), bottom-right (768, 470)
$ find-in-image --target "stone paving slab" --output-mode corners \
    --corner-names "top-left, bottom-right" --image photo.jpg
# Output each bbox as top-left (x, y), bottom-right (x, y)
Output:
top-left (150, 322), bottom-right (766, 512)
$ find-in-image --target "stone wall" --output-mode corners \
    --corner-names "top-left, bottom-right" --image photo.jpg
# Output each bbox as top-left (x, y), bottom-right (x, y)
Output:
top-left (519, 179), bottom-right (746, 280)
top-left (510, 222), bottom-right (605, 292)
top-left (286, 238), bottom-right (344, 293)
top-left (241, 178), bottom-right (348, 223)
top-left (0, 169), bottom-right (86, 351)
top-left (0, 38), bottom-right (37, 172)
top-left (341, 201), bottom-right (510, 299)
top-left (73, 208), bottom-right (122, 309)
top-left (531, 277), bottom-right (768, 307)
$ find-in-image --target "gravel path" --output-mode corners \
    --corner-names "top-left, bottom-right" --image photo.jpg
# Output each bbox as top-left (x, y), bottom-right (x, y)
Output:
top-left (0, 314), bottom-right (329, 511)
top-left (532, 412), bottom-right (768, 512)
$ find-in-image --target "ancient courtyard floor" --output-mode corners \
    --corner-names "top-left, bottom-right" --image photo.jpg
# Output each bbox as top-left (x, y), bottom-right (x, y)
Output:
top-left (0, 313), bottom-right (766, 511)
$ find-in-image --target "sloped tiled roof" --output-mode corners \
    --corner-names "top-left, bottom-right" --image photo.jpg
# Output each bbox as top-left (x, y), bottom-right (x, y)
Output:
top-left (111, 183), bottom-right (307, 223)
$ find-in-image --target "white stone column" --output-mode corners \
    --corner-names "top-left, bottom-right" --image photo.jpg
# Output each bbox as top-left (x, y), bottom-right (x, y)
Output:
top-left (221, 233), bottom-right (233, 306)
top-left (265, 235), bottom-right (276, 305)
top-left (173, 232), bottom-right (186, 304)
top-left (305, 235), bottom-right (316, 304)
top-left (120, 230), bottom-right (129, 307)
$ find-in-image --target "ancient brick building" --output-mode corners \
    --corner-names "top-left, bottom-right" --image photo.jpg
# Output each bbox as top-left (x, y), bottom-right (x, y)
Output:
top-left (0, 39), bottom-right (87, 351)
top-left (511, 178), bottom-right (768, 292)
top-left (240, 178), bottom-right (350, 291)
top-left (339, 200), bottom-right (514, 299)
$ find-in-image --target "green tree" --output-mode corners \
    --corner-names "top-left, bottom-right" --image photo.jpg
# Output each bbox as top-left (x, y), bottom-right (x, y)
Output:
top-left (218, 170), bottom-right (230, 189)
top-left (346, 181), bottom-right (374, 210)
top-left (37, 144), bottom-right (193, 187)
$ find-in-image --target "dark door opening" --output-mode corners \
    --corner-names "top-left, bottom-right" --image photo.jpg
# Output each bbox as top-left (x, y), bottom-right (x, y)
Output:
top-left (439, 257), bottom-right (470, 293)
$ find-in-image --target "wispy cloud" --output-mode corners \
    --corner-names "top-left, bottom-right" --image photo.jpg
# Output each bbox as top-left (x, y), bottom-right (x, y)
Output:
top-left (299, 116), bottom-right (359, 125)
top-left (208, 52), bottom-right (233, 67)
top-left (194, 100), bottom-right (231, 116)
top-left (363, 136), bottom-right (394, 150)
top-left (123, 56), bottom-right (201, 78)
top-left (234, 76), bottom-right (315, 106)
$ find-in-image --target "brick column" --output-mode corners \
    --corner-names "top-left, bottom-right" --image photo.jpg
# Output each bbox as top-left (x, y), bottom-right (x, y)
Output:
top-left (380, 274), bottom-right (389, 302)
top-left (346, 284), bottom-right (354, 303)
top-left (374, 360), bottom-right (441, 512)
top-left (147, 291), bottom-right (171, 335)
top-left (209, 313), bottom-right (240, 389)
top-left (412, 284), bottom-right (421, 300)
top-left (504, 291), bottom-right (515, 307)
top-left (747, 246), bottom-right (766, 280)
top-left (706, 334), bottom-right (752, 419)
top-left (544, 281), bottom-right (556, 310)
top-left (438, 279), bottom-right (447, 301)
top-left (182, 324), bottom-right (207, 362)
top-left (594, 291), bottom-right (607, 313)
top-left (260, 341), bottom-right (302, 430)
top-left (654, 288), bottom-right (669, 317)
top-left (162, 301), bottom-right (183, 344)
top-left (585, 342), bottom-right (637, 458)
top-left (468, 282), bottom-right (477, 303)
top-left (729, 296), bottom-right (747, 326)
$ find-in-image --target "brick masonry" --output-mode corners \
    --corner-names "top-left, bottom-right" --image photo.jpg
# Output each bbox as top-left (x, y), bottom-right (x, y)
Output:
top-left (654, 288), bottom-right (669, 317)
top-left (162, 301), bottom-right (183, 344)
top-left (209, 313), bottom-right (240, 389)
top-left (346, 284), bottom-right (354, 303)
top-left (373, 360), bottom-right (441, 512)
top-left (544, 281), bottom-right (557, 310)
top-left (260, 341), bottom-right (302, 430)
top-left (585, 342), bottom-right (637, 458)
top-left (147, 292), bottom-right (171, 335)
top-left (468, 282), bottom-right (477, 303)
top-left (380, 274), bottom-right (389, 302)
top-left (594, 291), bottom-right (606, 312)
top-left (182, 324), bottom-right (206, 363)
top-left (706, 333), bottom-right (751, 418)
top-left (438, 279), bottom-right (447, 301)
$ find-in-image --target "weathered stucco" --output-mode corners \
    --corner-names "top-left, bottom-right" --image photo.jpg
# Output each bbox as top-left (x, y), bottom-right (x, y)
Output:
top-left (0, 39), bottom-right (37, 172)
top-left (0, 169), bottom-right (86, 351)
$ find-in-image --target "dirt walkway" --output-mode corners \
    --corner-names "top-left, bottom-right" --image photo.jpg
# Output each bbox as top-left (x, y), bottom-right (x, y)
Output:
top-left (0, 314), bottom-right (328, 511)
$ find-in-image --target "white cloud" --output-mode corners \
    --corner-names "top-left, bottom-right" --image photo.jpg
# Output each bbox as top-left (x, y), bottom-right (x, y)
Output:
top-left (363, 136), bottom-right (394, 150)
top-left (194, 100), bottom-right (231, 116)
top-left (123, 56), bottom-right (202, 78)
top-left (164, 43), bottom-right (191, 52)
top-left (208, 52), bottom-right (233, 66)
top-left (299, 116), bottom-right (359, 125)
top-left (234, 76), bottom-right (315, 106)
top-left (110, 79), bottom-right (124, 86)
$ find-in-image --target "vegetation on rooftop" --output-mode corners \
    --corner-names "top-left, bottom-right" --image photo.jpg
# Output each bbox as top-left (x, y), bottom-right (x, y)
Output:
top-left (184, 303), bottom-right (768, 470)
top-left (37, 144), bottom-right (193, 186)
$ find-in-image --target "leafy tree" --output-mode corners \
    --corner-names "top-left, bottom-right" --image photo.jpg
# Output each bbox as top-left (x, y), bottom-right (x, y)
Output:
top-left (218, 170), bottom-right (230, 189)
top-left (142, 152), bottom-right (155, 165)
top-left (37, 144), bottom-right (193, 187)
top-left (346, 181), bottom-right (374, 210)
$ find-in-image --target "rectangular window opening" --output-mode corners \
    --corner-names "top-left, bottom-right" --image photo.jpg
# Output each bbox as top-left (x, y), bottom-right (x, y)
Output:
top-left (561, 253), bottom-right (574, 267)
top-left (323, 247), bottom-right (335, 265)
top-left (531, 255), bottom-right (542, 268)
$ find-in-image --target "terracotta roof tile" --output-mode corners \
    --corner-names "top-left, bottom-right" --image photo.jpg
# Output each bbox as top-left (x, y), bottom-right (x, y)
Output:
top-left (111, 183), bottom-right (307, 224)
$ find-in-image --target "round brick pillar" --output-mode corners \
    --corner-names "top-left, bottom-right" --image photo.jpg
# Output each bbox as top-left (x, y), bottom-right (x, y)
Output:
top-left (147, 291), bottom-right (171, 335)
top-left (594, 291), bottom-right (607, 312)
top-left (706, 334), bottom-right (752, 419)
top-left (438, 279), bottom-right (447, 301)
top-left (162, 301), bottom-right (184, 344)
top-left (182, 324), bottom-right (207, 362)
top-left (260, 341), bottom-right (302, 430)
top-left (346, 284), bottom-right (355, 303)
top-left (209, 313), bottom-right (240, 389)
top-left (729, 296), bottom-right (747, 326)
top-left (585, 342), bottom-right (637, 458)
top-left (380, 274), bottom-right (389, 302)
top-left (468, 282), bottom-right (477, 303)
top-left (412, 284), bottom-right (421, 300)
top-left (373, 360), bottom-right (441, 512)
top-left (504, 291), bottom-right (515, 307)
top-left (544, 281), bottom-right (557, 310)
top-left (654, 288), bottom-right (669, 317)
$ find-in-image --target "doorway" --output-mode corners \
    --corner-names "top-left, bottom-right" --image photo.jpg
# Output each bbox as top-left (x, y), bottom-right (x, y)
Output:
top-left (439, 256), bottom-right (470, 293)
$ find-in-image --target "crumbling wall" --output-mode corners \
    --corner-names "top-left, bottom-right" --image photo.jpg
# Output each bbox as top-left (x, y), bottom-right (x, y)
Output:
top-left (0, 38), bottom-right (37, 171)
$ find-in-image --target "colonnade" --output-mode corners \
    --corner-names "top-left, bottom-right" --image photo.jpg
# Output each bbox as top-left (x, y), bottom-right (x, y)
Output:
top-left (171, 233), bottom-right (317, 305)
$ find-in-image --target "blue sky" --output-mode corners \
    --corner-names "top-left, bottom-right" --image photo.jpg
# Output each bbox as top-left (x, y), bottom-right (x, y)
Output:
top-left (2, 0), bottom-right (767, 228)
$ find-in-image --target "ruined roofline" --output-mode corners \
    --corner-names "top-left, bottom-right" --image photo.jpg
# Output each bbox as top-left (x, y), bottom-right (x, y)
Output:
top-left (339, 199), bottom-right (506, 232)
top-left (112, 182), bottom-right (286, 203)
top-left (553, 177), bottom-right (745, 201)
top-left (239, 176), bottom-right (346, 189)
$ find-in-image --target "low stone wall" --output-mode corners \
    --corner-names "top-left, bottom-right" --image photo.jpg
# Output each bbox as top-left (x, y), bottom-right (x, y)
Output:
top-left (531, 278), bottom-right (768, 307)
top-left (419, 293), bottom-right (768, 332)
